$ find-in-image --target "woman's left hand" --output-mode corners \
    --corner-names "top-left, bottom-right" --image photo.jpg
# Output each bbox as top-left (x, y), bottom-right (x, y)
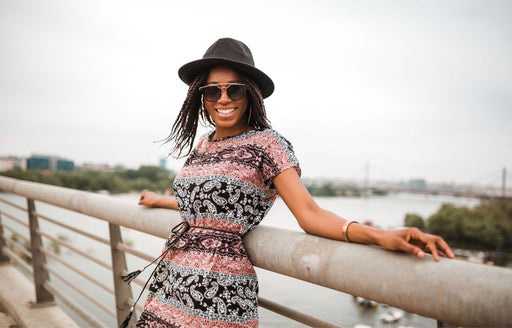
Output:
top-left (376, 228), bottom-right (455, 261)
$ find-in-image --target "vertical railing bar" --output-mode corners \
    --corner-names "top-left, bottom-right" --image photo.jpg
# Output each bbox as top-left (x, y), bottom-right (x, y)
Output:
top-left (0, 213), bottom-right (10, 263)
top-left (109, 222), bottom-right (136, 327)
top-left (27, 198), bottom-right (54, 305)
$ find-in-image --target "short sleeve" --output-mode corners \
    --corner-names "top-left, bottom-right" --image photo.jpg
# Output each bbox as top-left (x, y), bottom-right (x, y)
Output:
top-left (261, 130), bottom-right (301, 187)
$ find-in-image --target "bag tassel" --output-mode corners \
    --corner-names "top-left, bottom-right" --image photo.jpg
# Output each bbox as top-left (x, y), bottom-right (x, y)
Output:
top-left (120, 307), bottom-right (134, 328)
top-left (121, 268), bottom-right (144, 284)
top-left (120, 221), bottom-right (190, 285)
top-left (118, 221), bottom-right (191, 327)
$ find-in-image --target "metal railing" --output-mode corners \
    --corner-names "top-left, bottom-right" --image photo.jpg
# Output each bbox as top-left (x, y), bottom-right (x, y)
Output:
top-left (0, 176), bottom-right (511, 327)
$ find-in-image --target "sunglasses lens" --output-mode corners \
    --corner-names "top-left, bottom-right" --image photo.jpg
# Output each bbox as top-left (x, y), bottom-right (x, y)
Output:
top-left (227, 85), bottom-right (246, 100)
top-left (200, 84), bottom-right (246, 102)
top-left (201, 86), bottom-right (221, 102)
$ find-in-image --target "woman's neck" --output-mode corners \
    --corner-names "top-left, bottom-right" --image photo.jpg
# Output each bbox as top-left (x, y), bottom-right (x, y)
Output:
top-left (211, 125), bottom-right (251, 140)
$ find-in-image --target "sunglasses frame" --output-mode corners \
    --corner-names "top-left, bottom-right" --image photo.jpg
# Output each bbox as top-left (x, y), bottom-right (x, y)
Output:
top-left (198, 83), bottom-right (247, 102)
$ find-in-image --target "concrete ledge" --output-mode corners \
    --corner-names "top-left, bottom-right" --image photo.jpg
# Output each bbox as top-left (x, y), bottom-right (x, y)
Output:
top-left (0, 305), bottom-right (19, 328)
top-left (0, 263), bottom-right (78, 328)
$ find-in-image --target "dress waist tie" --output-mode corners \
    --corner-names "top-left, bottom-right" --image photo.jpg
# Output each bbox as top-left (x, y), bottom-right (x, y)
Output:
top-left (119, 221), bottom-right (240, 327)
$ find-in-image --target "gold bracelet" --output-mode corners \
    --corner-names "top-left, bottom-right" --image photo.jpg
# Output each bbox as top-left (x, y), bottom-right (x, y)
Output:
top-left (342, 220), bottom-right (358, 243)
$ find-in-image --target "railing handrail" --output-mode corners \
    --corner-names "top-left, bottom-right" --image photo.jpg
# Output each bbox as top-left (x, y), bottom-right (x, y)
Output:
top-left (1, 176), bottom-right (511, 327)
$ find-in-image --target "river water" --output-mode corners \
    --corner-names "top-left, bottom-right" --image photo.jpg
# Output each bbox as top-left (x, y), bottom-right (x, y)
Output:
top-left (0, 192), bottom-right (480, 327)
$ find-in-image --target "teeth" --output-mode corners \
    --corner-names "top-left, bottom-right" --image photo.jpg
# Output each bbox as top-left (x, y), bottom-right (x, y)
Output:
top-left (216, 108), bottom-right (236, 114)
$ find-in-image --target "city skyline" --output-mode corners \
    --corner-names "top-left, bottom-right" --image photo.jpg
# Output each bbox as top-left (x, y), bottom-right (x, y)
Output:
top-left (1, 152), bottom-right (508, 191)
top-left (1, 0), bottom-right (511, 186)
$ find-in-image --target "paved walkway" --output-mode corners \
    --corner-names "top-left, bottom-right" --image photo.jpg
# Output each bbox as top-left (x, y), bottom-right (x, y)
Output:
top-left (0, 263), bottom-right (79, 328)
top-left (0, 301), bottom-right (19, 328)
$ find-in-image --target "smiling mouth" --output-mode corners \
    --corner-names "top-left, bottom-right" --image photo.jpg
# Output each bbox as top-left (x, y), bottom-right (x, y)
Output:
top-left (216, 108), bottom-right (237, 114)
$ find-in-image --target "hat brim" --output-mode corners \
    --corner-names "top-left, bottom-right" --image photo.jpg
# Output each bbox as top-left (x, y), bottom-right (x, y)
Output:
top-left (178, 58), bottom-right (274, 99)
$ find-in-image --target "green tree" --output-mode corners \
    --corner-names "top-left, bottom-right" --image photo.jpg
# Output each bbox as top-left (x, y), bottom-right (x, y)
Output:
top-left (426, 200), bottom-right (512, 251)
top-left (306, 183), bottom-right (337, 196)
top-left (0, 166), bottom-right (175, 194)
top-left (427, 203), bottom-right (467, 245)
top-left (404, 213), bottom-right (425, 230)
top-left (136, 166), bottom-right (169, 182)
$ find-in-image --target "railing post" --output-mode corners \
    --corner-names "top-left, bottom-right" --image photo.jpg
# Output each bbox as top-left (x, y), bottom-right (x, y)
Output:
top-left (109, 222), bottom-right (136, 327)
top-left (27, 198), bottom-right (55, 305)
top-left (437, 320), bottom-right (457, 328)
top-left (0, 213), bottom-right (10, 263)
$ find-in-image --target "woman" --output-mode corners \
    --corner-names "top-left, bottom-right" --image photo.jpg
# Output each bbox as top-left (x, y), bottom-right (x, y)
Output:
top-left (132, 38), bottom-right (454, 327)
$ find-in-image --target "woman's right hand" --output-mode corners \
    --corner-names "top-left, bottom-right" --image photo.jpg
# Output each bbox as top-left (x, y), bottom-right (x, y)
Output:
top-left (138, 191), bottom-right (159, 207)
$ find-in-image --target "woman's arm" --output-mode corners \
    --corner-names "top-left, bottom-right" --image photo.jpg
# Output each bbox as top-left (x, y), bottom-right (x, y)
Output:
top-left (138, 191), bottom-right (179, 210)
top-left (273, 168), bottom-right (454, 261)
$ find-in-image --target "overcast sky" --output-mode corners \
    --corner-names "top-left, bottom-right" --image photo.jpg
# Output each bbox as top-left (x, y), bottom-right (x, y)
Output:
top-left (1, 0), bottom-right (511, 186)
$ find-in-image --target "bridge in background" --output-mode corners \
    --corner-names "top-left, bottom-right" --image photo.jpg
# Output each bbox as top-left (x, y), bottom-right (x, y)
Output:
top-left (0, 176), bottom-right (511, 327)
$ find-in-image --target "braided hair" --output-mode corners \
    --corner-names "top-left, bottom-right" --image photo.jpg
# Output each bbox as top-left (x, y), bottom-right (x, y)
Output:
top-left (238, 71), bottom-right (271, 131)
top-left (166, 67), bottom-right (271, 158)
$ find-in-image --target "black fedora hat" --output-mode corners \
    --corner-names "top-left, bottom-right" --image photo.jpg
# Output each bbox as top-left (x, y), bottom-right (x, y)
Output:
top-left (178, 38), bottom-right (274, 98)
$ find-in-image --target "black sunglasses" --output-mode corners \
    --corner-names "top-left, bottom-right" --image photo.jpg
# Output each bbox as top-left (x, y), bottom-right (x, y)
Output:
top-left (199, 83), bottom-right (246, 102)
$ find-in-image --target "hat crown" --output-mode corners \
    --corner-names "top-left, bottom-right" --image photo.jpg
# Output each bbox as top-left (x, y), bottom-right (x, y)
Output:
top-left (203, 38), bottom-right (255, 67)
top-left (178, 37), bottom-right (274, 98)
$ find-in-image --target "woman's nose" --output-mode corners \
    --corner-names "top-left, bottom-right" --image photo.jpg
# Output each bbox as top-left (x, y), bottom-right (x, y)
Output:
top-left (218, 88), bottom-right (231, 103)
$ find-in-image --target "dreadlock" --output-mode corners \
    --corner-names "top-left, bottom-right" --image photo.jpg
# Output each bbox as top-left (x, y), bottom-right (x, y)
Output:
top-left (165, 67), bottom-right (272, 158)
top-left (238, 71), bottom-right (272, 130)
top-left (165, 72), bottom-right (207, 158)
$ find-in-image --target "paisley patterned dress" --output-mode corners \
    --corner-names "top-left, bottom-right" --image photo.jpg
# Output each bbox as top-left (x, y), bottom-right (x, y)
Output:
top-left (136, 129), bottom-right (300, 327)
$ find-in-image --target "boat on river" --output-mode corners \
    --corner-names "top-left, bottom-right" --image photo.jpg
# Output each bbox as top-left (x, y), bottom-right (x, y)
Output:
top-left (355, 296), bottom-right (378, 308)
top-left (378, 309), bottom-right (404, 323)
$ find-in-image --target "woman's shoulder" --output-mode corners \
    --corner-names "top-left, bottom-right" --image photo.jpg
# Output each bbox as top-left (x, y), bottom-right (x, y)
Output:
top-left (252, 128), bottom-right (292, 143)
top-left (253, 128), bottom-right (295, 148)
top-left (249, 129), bottom-right (298, 161)
top-left (255, 129), bottom-right (300, 178)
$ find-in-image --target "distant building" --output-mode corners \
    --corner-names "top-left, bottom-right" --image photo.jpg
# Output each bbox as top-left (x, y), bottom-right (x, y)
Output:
top-left (80, 163), bottom-right (112, 171)
top-left (113, 164), bottom-right (126, 171)
top-left (27, 156), bottom-right (50, 170)
top-left (78, 163), bottom-right (126, 171)
top-left (159, 158), bottom-right (167, 170)
top-left (409, 179), bottom-right (427, 191)
top-left (26, 155), bottom-right (74, 171)
top-left (0, 156), bottom-right (26, 171)
top-left (56, 160), bottom-right (74, 171)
